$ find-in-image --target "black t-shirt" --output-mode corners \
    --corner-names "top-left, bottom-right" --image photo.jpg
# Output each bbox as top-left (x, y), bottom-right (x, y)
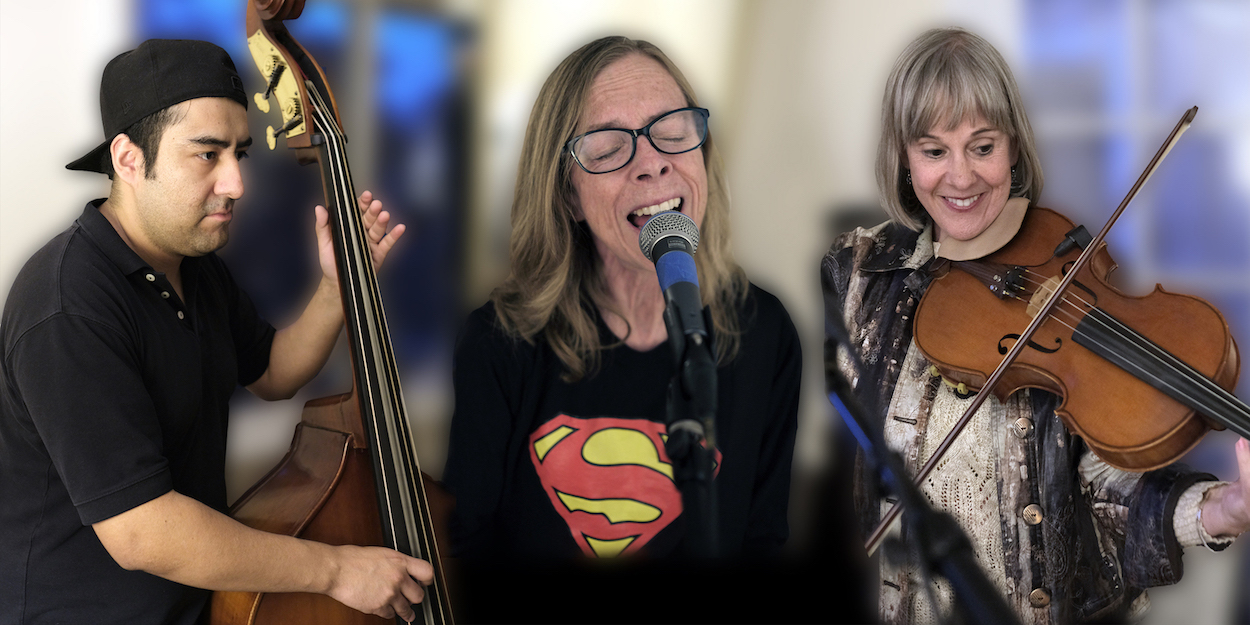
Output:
top-left (442, 284), bottom-right (801, 620)
top-left (0, 200), bottom-right (275, 624)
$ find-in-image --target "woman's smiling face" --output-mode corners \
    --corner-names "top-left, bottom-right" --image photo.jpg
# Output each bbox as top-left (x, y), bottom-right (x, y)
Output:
top-left (905, 114), bottom-right (1015, 242)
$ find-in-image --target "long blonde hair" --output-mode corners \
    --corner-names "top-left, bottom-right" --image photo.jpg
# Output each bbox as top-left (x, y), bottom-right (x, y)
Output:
top-left (491, 36), bottom-right (746, 382)
top-left (876, 27), bottom-right (1044, 230)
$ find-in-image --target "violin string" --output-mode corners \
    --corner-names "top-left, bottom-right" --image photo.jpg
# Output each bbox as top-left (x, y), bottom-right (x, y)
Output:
top-left (1004, 270), bottom-right (1088, 330)
top-left (1000, 267), bottom-right (1249, 428)
top-left (995, 278), bottom-right (1221, 419)
top-left (1087, 308), bottom-right (1250, 426)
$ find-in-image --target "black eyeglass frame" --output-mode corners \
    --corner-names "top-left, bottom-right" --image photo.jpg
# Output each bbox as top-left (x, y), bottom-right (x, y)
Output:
top-left (565, 107), bottom-right (711, 175)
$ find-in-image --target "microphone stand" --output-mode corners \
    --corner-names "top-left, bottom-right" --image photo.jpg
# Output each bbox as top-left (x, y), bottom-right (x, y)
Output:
top-left (664, 304), bottom-right (719, 558)
top-left (825, 320), bottom-right (1020, 625)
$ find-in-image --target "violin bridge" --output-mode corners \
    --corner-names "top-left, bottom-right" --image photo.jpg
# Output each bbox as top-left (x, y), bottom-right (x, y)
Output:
top-left (1026, 274), bottom-right (1063, 319)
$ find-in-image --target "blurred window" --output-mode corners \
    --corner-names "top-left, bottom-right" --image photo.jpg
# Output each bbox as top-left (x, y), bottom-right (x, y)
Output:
top-left (1023, 0), bottom-right (1250, 399)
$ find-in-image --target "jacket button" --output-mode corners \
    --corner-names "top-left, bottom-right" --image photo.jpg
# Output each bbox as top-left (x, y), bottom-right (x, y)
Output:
top-left (1023, 504), bottom-right (1044, 525)
top-left (1012, 417), bottom-right (1033, 438)
top-left (1029, 588), bottom-right (1051, 607)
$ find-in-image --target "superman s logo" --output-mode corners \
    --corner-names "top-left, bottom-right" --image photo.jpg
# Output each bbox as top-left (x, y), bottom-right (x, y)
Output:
top-left (528, 414), bottom-right (721, 558)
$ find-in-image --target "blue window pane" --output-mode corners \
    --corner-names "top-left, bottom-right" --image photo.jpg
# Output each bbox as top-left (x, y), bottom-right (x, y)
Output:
top-left (376, 14), bottom-right (458, 130)
top-left (1151, 135), bottom-right (1250, 269)
top-left (1023, 0), bottom-right (1131, 115)
top-left (286, 1), bottom-right (349, 48)
top-left (1210, 293), bottom-right (1250, 398)
top-left (1034, 134), bottom-right (1110, 225)
top-left (137, 0), bottom-right (247, 61)
top-left (370, 10), bottom-right (470, 365)
top-left (1148, 0), bottom-right (1250, 116)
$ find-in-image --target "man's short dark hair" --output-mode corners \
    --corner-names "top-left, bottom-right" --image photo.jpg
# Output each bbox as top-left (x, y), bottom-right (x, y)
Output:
top-left (109, 106), bottom-right (181, 179)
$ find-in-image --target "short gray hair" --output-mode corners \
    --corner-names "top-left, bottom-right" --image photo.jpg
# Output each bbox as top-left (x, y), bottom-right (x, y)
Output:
top-left (875, 27), bottom-right (1043, 231)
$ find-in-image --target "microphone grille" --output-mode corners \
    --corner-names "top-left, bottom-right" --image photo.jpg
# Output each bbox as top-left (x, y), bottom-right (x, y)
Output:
top-left (638, 210), bottom-right (699, 262)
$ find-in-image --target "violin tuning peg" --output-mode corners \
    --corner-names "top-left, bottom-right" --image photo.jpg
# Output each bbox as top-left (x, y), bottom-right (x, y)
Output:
top-left (266, 126), bottom-right (277, 150)
top-left (254, 93), bottom-right (271, 114)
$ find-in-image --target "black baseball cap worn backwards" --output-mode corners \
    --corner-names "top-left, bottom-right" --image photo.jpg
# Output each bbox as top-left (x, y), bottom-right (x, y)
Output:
top-left (66, 39), bottom-right (249, 175)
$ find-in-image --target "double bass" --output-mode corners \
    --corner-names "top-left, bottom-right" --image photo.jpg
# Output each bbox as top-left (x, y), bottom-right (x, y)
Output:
top-left (210, 1), bottom-right (453, 622)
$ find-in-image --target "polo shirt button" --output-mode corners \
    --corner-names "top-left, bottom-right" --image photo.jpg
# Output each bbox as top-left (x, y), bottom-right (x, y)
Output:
top-left (1029, 588), bottom-right (1051, 607)
top-left (1023, 504), bottom-right (1044, 525)
top-left (177, 311), bottom-right (185, 320)
top-left (161, 291), bottom-right (170, 299)
top-left (146, 274), bottom-right (156, 282)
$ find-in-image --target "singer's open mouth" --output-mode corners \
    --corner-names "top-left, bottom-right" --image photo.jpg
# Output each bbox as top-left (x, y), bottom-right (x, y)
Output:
top-left (628, 198), bottom-right (682, 229)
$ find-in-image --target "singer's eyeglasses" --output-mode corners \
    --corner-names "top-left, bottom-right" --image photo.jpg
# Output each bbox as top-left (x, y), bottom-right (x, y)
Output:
top-left (566, 107), bottom-right (710, 175)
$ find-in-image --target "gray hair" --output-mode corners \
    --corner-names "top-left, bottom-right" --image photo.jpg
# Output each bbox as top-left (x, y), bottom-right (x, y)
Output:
top-left (876, 27), bottom-right (1044, 230)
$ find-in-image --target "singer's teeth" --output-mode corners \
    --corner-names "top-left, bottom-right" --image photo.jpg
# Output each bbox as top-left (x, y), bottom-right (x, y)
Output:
top-left (631, 198), bottom-right (681, 219)
top-left (947, 194), bottom-right (980, 208)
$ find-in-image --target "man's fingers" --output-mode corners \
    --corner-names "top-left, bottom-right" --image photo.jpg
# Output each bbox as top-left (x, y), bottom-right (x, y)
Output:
top-left (394, 597), bottom-right (418, 623)
top-left (367, 209), bottom-right (390, 241)
top-left (408, 556), bottom-right (435, 585)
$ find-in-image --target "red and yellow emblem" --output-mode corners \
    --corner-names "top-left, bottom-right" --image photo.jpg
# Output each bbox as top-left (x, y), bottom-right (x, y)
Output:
top-left (528, 414), bottom-right (721, 558)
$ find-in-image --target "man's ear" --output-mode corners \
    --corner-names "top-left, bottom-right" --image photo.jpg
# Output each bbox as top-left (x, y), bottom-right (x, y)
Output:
top-left (110, 133), bottom-right (146, 185)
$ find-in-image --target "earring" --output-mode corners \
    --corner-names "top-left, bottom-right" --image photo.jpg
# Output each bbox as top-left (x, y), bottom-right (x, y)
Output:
top-left (1010, 165), bottom-right (1024, 196)
top-left (901, 170), bottom-right (921, 210)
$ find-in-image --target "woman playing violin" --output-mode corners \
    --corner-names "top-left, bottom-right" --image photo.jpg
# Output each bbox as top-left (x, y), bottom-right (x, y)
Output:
top-left (821, 27), bottom-right (1249, 624)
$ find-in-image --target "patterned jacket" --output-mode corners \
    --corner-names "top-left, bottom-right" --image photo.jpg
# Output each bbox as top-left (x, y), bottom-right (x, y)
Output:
top-left (820, 214), bottom-right (1213, 624)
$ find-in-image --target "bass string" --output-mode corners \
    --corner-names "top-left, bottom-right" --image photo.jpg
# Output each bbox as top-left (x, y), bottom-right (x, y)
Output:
top-left (308, 88), bottom-right (431, 554)
top-left (309, 87), bottom-right (450, 620)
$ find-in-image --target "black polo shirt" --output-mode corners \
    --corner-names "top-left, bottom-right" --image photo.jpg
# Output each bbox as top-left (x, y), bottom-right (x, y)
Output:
top-left (0, 200), bottom-right (275, 624)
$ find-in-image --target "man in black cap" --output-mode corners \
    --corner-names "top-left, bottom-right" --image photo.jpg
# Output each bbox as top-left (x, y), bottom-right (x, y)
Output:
top-left (0, 39), bottom-right (431, 624)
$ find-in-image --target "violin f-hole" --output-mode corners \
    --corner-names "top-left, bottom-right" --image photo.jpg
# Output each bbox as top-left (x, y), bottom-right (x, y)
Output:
top-left (998, 333), bottom-right (1062, 355)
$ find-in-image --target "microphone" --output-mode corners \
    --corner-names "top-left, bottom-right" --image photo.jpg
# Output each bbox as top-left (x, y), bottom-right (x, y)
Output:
top-left (639, 210), bottom-right (707, 339)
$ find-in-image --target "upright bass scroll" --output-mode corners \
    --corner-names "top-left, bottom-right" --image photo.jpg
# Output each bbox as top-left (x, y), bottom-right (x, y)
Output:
top-left (210, 1), bottom-right (454, 623)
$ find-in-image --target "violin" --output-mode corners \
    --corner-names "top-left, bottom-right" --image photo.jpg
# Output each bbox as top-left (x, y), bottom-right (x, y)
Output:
top-left (209, 1), bottom-right (454, 622)
top-left (865, 106), bottom-right (1250, 553)
top-left (915, 205), bottom-right (1246, 471)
